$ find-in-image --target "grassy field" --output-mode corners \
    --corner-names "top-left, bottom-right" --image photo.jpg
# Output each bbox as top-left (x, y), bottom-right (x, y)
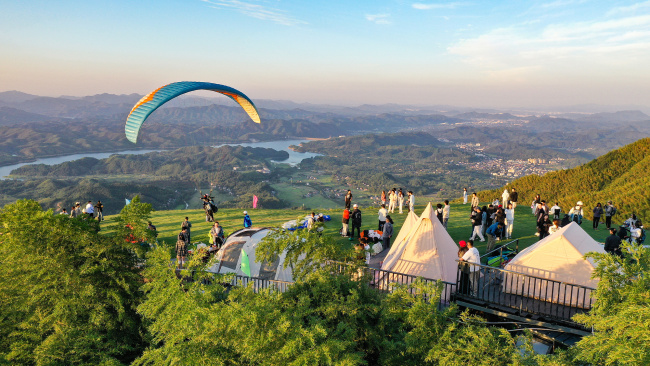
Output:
top-left (103, 201), bottom-right (611, 261)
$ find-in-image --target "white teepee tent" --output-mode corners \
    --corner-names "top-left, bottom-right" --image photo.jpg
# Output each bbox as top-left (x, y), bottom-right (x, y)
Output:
top-left (380, 203), bottom-right (460, 300)
top-left (381, 210), bottom-right (419, 269)
top-left (502, 222), bottom-right (605, 307)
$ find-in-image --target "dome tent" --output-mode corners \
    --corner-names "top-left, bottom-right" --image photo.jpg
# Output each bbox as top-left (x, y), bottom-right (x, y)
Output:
top-left (209, 227), bottom-right (300, 282)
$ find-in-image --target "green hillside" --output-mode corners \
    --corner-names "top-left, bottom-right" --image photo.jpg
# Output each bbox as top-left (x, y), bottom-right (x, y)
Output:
top-left (476, 137), bottom-right (650, 224)
top-left (103, 202), bottom-right (611, 258)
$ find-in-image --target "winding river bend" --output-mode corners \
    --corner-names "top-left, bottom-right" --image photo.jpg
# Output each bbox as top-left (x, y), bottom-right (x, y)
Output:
top-left (0, 140), bottom-right (320, 179)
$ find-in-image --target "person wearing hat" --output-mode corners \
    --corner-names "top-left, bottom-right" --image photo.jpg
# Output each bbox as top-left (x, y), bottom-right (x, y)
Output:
top-left (604, 201), bottom-right (617, 229)
top-left (243, 211), bottom-right (252, 228)
top-left (569, 201), bottom-right (584, 225)
top-left (350, 204), bottom-right (362, 241)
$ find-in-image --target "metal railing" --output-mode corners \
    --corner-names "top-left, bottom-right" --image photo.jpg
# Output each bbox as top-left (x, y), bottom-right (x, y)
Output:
top-left (328, 261), bottom-right (457, 309)
top-left (455, 261), bottom-right (595, 324)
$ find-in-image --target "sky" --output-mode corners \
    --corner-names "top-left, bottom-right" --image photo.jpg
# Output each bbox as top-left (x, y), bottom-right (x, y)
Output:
top-left (1, 0), bottom-right (650, 108)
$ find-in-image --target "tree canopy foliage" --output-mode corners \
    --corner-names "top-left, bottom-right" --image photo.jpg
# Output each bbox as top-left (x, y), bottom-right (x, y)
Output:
top-left (0, 200), bottom-right (146, 365)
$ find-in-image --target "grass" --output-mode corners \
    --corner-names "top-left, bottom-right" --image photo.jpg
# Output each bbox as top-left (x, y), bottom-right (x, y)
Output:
top-left (103, 201), bottom-right (612, 260)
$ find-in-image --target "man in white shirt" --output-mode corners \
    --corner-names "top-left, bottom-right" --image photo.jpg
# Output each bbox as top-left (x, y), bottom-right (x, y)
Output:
top-left (442, 200), bottom-right (451, 229)
top-left (85, 201), bottom-right (94, 219)
top-left (407, 191), bottom-right (415, 212)
top-left (461, 240), bottom-right (481, 294)
top-left (377, 204), bottom-right (388, 231)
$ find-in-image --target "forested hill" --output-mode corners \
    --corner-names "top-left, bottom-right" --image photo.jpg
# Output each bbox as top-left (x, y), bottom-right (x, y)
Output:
top-left (477, 137), bottom-right (650, 223)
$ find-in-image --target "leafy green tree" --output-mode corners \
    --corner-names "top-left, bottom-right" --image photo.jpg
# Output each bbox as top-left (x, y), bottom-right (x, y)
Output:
top-left (110, 195), bottom-right (155, 258)
top-left (0, 199), bottom-right (145, 365)
top-left (572, 244), bottom-right (650, 365)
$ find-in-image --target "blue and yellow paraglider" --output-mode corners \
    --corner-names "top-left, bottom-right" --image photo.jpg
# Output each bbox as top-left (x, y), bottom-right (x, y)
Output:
top-left (125, 81), bottom-right (261, 143)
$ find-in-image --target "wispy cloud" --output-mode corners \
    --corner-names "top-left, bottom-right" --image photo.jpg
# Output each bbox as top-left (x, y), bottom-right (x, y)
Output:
top-left (607, 0), bottom-right (650, 16)
top-left (201, 0), bottom-right (306, 26)
top-left (447, 12), bottom-right (650, 77)
top-left (366, 14), bottom-right (391, 25)
top-left (412, 2), bottom-right (466, 10)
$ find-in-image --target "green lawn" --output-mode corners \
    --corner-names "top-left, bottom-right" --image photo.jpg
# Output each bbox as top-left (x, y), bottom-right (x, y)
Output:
top-left (103, 201), bottom-right (611, 260)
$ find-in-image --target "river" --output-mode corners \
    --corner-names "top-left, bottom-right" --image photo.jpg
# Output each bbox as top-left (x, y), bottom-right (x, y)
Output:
top-left (0, 140), bottom-right (320, 179)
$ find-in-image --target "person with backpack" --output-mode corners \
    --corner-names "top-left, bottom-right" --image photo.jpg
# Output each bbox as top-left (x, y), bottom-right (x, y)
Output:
top-left (181, 217), bottom-right (192, 242)
top-left (593, 203), bottom-right (604, 230)
top-left (176, 227), bottom-right (189, 269)
top-left (341, 208), bottom-right (350, 237)
top-left (569, 201), bottom-right (584, 225)
top-left (605, 201), bottom-right (617, 229)
top-left (243, 211), bottom-right (252, 228)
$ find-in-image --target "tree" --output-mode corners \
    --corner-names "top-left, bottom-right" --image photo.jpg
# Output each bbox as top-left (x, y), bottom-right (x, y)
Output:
top-left (572, 244), bottom-right (650, 365)
top-left (110, 195), bottom-right (155, 258)
top-left (0, 199), bottom-right (145, 365)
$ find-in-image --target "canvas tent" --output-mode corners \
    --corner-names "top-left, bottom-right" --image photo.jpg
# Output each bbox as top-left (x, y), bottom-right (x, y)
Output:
top-left (380, 203), bottom-right (459, 300)
top-left (502, 222), bottom-right (605, 307)
top-left (381, 210), bottom-right (419, 268)
top-left (209, 227), bottom-right (298, 282)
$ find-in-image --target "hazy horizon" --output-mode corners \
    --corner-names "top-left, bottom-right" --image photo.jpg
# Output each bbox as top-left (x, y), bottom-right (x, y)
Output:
top-left (2, 1), bottom-right (649, 109)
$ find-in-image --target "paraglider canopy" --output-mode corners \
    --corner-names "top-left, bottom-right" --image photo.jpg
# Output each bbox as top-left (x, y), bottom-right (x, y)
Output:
top-left (125, 81), bottom-right (261, 143)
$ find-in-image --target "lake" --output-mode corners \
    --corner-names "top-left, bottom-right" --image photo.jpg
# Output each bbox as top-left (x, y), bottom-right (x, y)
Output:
top-left (0, 140), bottom-right (320, 179)
top-left (213, 139), bottom-right (321, 166)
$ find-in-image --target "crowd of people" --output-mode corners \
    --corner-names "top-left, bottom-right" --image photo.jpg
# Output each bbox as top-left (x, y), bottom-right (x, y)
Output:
top-left (59, 200), bottom-right (104, 221)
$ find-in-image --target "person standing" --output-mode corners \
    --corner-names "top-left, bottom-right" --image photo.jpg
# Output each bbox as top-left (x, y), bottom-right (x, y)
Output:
top-left (307, 212), bottom-right (316, 231)
top-left (442, 200), bottom-right (451, 229)
top-left (85, 201), bottom-right (94, 219)
top-left (604, 228), bottom-right (623, 257)
top-left (469, 207), bottom-right (485, 242)
top-left (471, 193), bottom-right (479, 210)
top-left (381, 190), bottom-right (387, 206)
top-left (460, 240), bottom-right (481, 295)
top-left (94, 200), bottom-right (104, 221)
top-left (382, 215), bottom-right (393, 251)
top-left (463, 188), bottom-right (468, 205)
top-left (388, 189), bottom-right (397, 213)
top-left (501, 189), bottom-right (510, 208)
top-left (433, 204), bottom-right (442, 224)
top-left (350, 204), bottom-right (362, 240)
top-left (397, 187), bottom-right (404, 213)
top-left (341, 208), bottom-right (350, 237)
top-left (407, 191), bottom-right (415, 212)
top-left (457, 241), bottom-right (471, 295)
top-left (176, 227), bottom-right (189, 269)
top-left (74, 202), bottom-right (83, 218)
top-left (243, 211), bottom-right (252, 228)
top-left (593, 203), bottom-right (603, 230)
top-left (604, 201), bottom-right (617, 229)
top-left (504, 203), bottom-right (515, 239)
top-left (181, 217), bottom-right (192, 242)
top-left (344, 190), bottom-right (353, 210)
top-left (510, 188), bottom-right (518, 210)
top-left (377, 204), bottom-right (388, 231)
top-left (210, 221), bottom-right (224, 248)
